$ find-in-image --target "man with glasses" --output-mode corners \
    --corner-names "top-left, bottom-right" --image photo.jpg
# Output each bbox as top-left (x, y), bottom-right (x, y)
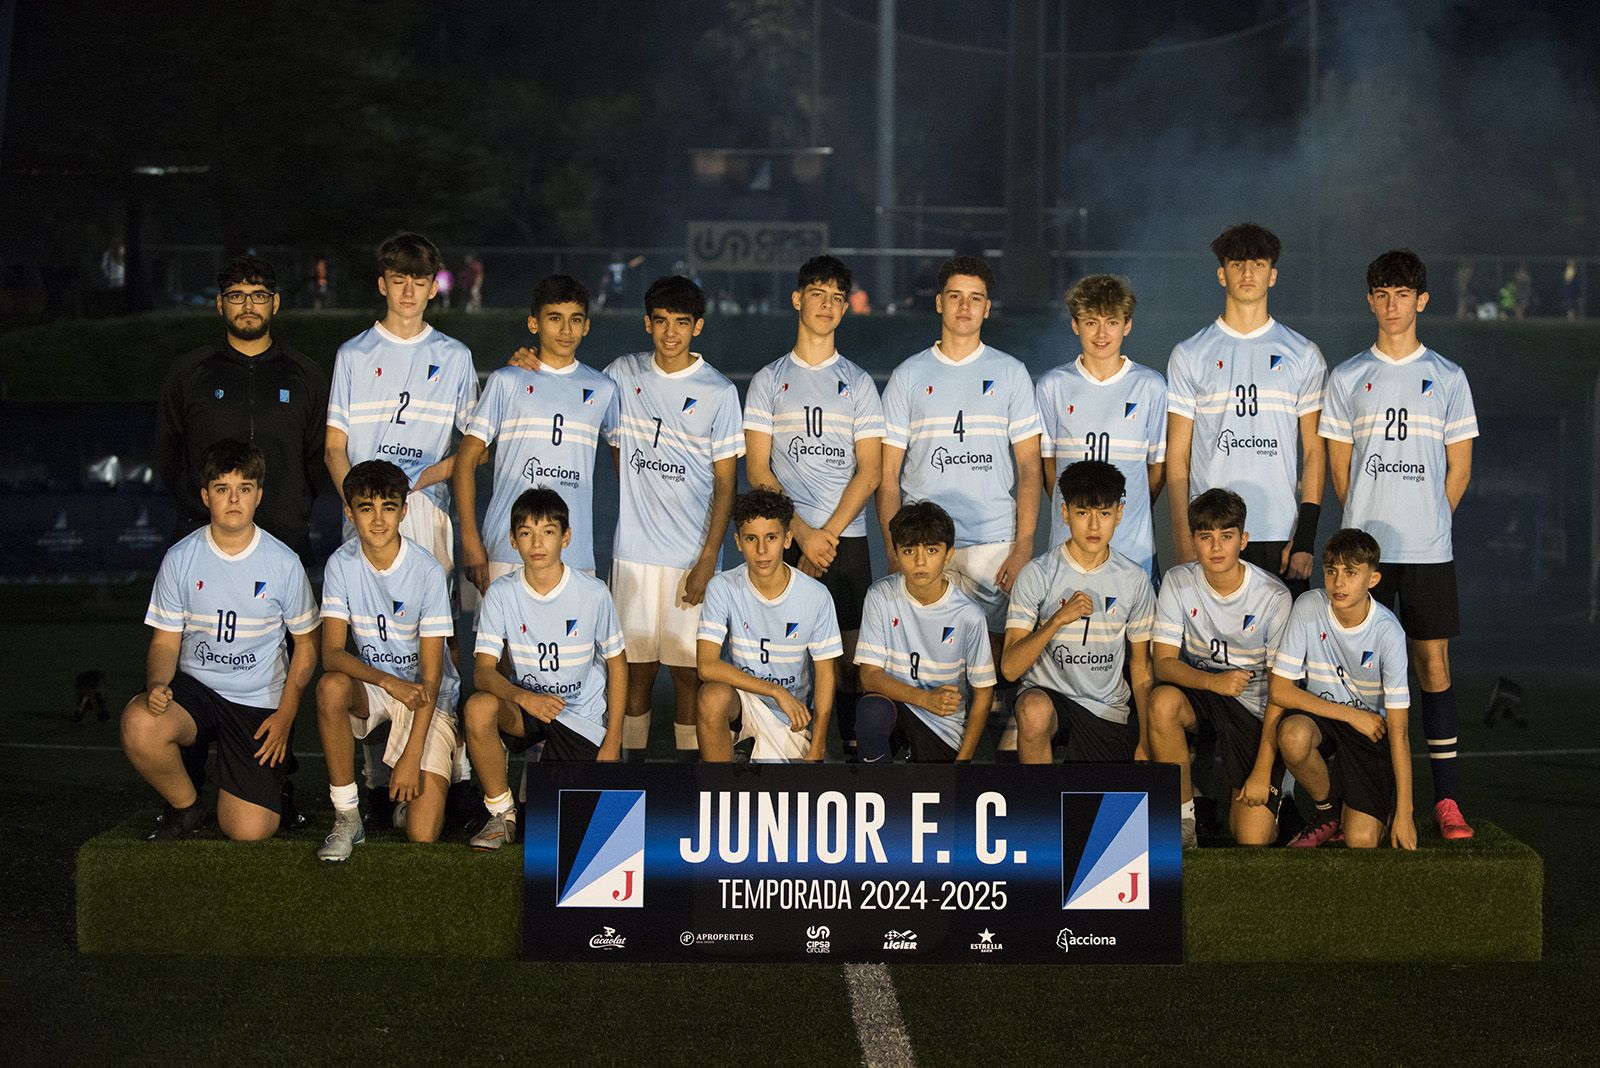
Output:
top-left (156, 255), bottom-right (330, 556)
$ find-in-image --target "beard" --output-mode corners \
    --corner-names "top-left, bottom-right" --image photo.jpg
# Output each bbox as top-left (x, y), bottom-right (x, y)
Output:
top-left (226, 314), bottom-right (271, 342)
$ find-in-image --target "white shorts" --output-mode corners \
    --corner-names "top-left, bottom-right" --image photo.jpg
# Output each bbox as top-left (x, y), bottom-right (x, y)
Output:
top-left (946, 541), bottom-right (1013, 633)
top-left (610, 559), bottom-right (702, 667)
top-left (351, 682), bottom-right (462, 780)
top-left (734, 689), bottom-right (812, 762)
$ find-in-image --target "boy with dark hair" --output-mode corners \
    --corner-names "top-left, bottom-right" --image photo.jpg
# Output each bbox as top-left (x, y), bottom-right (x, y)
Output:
top-left (456, 274), bottom-right (620, 592)
top-left (122, 439), bottom-right (320, 841)
top-left (696, 490), bottom-right (843, 762)
top-left (854, 501), bottom-right (997, 763)
top-left (1146, 488), bottom-right (1293, 847)
top-left (607, 276), bottom-right (744, 761)
top-left (1319, 249), bottom-right (1478, 840)
top-left (1269, 529), bottom-right (1416, 850)
top-left (744, 254), bottom-right (884, 759)
top-left (1001, 460), bottom-right (1156, 764)
top-left (1167, 222), bottom-right (1326, 597)
top-left (314, 461), bottom-right (460, 859)
top-left (464, 488), bottom-right (628, 849)
top-left (1035, 274), bottom-right (1167, 575)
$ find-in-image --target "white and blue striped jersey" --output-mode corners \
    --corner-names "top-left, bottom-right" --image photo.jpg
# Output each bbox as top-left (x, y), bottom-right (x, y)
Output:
top-left (1152, 561), bottom-right (1291, 719)
top-left (474, 566), bottom-right (625, 745)
top-left (1319, 345), bottom-right (1478, 564)
top-left (466, 362), bottom-right (620, 571)
top-left (743, 352), bottom-right (886, 538)
top-left (328, 322), bottom-right (479, 512)
top-left (1274, 590), bottom-right (1409, 716)
top-left (1005, 544), bottom-right (1156, 724)
top-left (882, 344), bottom-right (1042, 548)
top-left (697, 564), bottom-right (844, 724)
top-left (1036, 356), bottom-right (1167, 573)
top-left (145, 526), bottom-right (318, 707)
top-left (1167, 319), bottom-right (1326, 541)
top-left (606, 353), bottom-right (744, 569)
top-left (321, 537), bottom-right (459, 712)
top-left (854, 574), bottom-right (997, 749)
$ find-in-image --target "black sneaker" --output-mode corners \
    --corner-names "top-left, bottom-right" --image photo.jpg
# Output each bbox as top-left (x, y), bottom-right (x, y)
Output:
top-left (147, 800), bottom-right (205, 840)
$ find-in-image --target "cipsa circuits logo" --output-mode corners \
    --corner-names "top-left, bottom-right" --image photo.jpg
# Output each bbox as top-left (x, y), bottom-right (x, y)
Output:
top-left (805, 925), bottom-right (832, 954)
top-left (557, 790), bottom-right (645, 908)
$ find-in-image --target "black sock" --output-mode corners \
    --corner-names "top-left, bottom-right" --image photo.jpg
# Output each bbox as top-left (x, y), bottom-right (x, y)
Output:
top-left (1419, 687), bottom-right (1461, 802)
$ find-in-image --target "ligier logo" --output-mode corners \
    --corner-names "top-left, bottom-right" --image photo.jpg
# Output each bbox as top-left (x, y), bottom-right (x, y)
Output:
top-left (1217, 429), bottom-right (1279, 456)
top-left (193, 641), bottom-right (257, 669)
top-left (557, 790), bottom-right (645, 908)
top-left (630, 449), bottom-right (687, 480)
top-left (941, 626), bottom-right (956, 645)
top-left (1057, 928), bottom-right (1118, 952)
top-left (882, 929), bottom-right (919, 950)
top-left (1364, 455), bottom-right (1427, 482)
top-left (806, 925), bottom-right (832, 954)
top-left (970, 929), bottom-right (1003, 953)
top-left (787, 436), bottom-right (849, 468)
top-left (588, 927), bottom-right (627, 950)
top-left (1061, 791), bottom-right (1150, 910)
top-left (929, 446), bottom-right (994, 473)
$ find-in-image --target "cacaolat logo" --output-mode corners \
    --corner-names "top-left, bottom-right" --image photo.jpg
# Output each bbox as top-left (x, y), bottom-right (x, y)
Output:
top-left (588, 927), bottom-right (627, 950)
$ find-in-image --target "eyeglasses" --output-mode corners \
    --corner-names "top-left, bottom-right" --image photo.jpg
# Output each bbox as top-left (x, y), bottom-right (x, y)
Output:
top-left (222, 290), bottom-right (275, 305)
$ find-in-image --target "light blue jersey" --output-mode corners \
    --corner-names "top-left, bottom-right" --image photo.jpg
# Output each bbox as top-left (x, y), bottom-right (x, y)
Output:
top-left (1167, 319), bottom-right (1325, 541)
top-left (743, 352), bottom-right (885, 538)
top-left (1004, 544), bottom-right (1156, 724)
top-left (322, 537), bottom-right (459, 712)
top-left (466, 361), bottom-right (619, 570)
top-left (1152, 561), bottom-right (1291, 718)
top-left (145, 527), bottom-right (318, 707)
top-left (697, 564), bottom-right (844, 724)
top-left (854, 574), bottom-right (997, 749)
top-left (1274, 590), bottom-right (1409, 716)
top-left (1036, 356), bottom-right (1167, 573)
top-left (328, 322), bottom-right (479, 512)
top-left (1319, 345), bottom-right (1478, 564)
top-left (474, 566), bottom-right (625, 744)
top-left (882, 344), bottom-right (1042, 548)
top-left (606, 353), bottom-right (744, 569)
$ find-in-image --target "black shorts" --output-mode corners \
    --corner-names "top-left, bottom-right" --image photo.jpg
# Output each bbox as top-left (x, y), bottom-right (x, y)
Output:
top-left (870, 700), bottom-right (960, 763)
top-left (502, 713), bottom-right (602, 762)
top-left (1020, 687), bottom-right (1138, 762)
top-left (1310, 714), bottom-right (1396, 823)
top-left (786, 535), bottom-right (872, 632)
top-left (168, 672), bottom-right (286, 813)
top-left (1372, 560), bottom-right (1459, 640)
top-left (1241, 540), bottom-right (1308, 599)
top-left (1174, 686), bottom-right (1285, 820)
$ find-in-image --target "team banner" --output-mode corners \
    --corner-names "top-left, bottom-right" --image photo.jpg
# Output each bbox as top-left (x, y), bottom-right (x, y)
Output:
top-left (686, 221), bottom-right (829, 273)
top-left (522, 763), bottom-right (1182, 964)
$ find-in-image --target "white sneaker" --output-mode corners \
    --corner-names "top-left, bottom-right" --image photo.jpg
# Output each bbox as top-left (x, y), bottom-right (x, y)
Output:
top-left (393, 800), bottom-right (409, 833)
top-left (1180, 815), bottom-right (1198, 848)
top-left (469, 810), bottom-right (517, 851)
top-left (317, 808), bottom-right (365, 862)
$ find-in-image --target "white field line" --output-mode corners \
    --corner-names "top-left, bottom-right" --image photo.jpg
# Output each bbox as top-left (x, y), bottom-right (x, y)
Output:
top-left (845, 962), bottom-right (915, 1068)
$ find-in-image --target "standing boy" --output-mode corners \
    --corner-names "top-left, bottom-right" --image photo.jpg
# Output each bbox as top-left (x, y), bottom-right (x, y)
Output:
top-left (696, 490), bottom-right (843, 762)
top-left (1319, 249), bottom-right (1478, 839)
top-left (121, 440), bottom-right (319, 841)
top-left (744, 255), bottom-right (883, 758)
top-left (1269, 529), bottom-right (1416, 850)
top-left (315, 461), bottom-right (460, 858)
top-left (854, 501), bottom-right (997, 763)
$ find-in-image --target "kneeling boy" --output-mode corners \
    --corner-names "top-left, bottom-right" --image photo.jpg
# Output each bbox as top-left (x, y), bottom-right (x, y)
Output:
top-left (464, 488), bottom-right (627, 849)
top-left (853, 501), bottom-right (996, 763)
top-left (122, 440), bottom-right (319, 841)
top-left (1001, 460), bottom-right (1156, 764)
top-left (1147, 489), bottom-right (1292, 847)
top-left (316, 461), bottom-right (460, 858)
top-left (697, 490), bottom-right (843, 762)
top-left (1269, 529), bottom-right (1416, 849)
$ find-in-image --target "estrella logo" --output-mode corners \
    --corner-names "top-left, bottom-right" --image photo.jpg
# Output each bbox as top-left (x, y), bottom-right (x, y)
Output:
top-left (566, 619), bottom-right (580, 637)
top-left (253, 581), bottom-right (268, 599)
top-left (1421, 378), bottom-right (1434, 396)
top-left (581, 388), bottom-right (595, 406)
top-left (1243, 613), bottom-right (1257, 632)
top-left (837, 380), bottom-right (850, 398)
top-left (427, 364), bottom-right (441, 383)
top-left (981, 379), bottom-right (996, 396)
top-left (1269, 354), bottom-right (1283, 371)
top-left (1123, 403), bottom-right (1138, 420)
top-left (682, 397), bottom-right (698, 414)
top-left (1360, 650), bottom-right (1375, 668)
top-left (941, 626), bottom-right (956, 645)
top-left (785, 622), bottom-right (800, 639)
top-left (392, 600), bottom-right (406, 618)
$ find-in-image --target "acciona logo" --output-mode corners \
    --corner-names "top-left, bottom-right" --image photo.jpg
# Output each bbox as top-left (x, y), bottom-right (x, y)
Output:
top-left (588, 927), bottom-right (626, 950)
top-left (630, 448), bottom-right (687, 480)
top-left (522, 456), bottom-right (582, 485)
top-left (376, 442), bottom-right (425, 460)
top-left (882, 929), bottom-right (919, 950)
top-left (519, 676), bottom-right (584, 696)
top-left (929, 446), bottom-right (994, 473)
top-left (1216, 429), bottom-right (1279, 456)
top-left (193, 641), bottom-right (256, 669)
top-left (1364, 454), bottom-right (1427, 482)
top-left (1053, 647), bottom-right (1115, 669)
top-left (787, 437), bottom-right (849, 468)
top-left (360, 644), bottom-right (418, 668)
top-left (1056, 927), bottom-right (1117, 952)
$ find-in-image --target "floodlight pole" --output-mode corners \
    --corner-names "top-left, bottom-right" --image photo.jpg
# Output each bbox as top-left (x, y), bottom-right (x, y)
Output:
top-left (875, 0), bottom-right (896, 305)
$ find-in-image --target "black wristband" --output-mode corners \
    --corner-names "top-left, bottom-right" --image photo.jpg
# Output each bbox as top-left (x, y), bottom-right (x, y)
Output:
top-left (1290, 502), bottom-right (1321, 557)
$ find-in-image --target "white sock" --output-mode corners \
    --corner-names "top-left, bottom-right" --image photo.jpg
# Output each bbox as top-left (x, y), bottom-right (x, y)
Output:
top-left (485, 790), bottom-right (515, 817)
top-left (624, 712), bottom-right (651, 749)
top-left (329, 782), bottom-right (360, 813)
top-left (674, 723), bottom-right (699, 751)
top-left (1180, 799), bottom-right (1196, 821)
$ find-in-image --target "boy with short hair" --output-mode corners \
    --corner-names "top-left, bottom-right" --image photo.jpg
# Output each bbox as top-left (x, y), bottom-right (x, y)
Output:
top-left (314, 461), bottom-right (460, 859)
top-left (743, 255), bottom-right (884, 758)
top-left (696, 490), bottom-right (843, 762)
top-left (1146, 489), bottom-right (1293, 847)
top-left (1319, 249), bottom-right (1478, 840)
top-left (854, 501), bottom-right (997, 763)
top-left (463, 488), bottom-right (628, 849)
top-left (455, 274), bottom-right (620, 591)
top-left (1035, 273), bottom-right (1167, 576)
top-left (122, 439), bottom-right (319, 841)
top-left (607, 276), bottom-right (744, 761)
top-left (1167, 223), bottom-right (1327, 596)
top-left (1001, 460), bottom-right (1157, 765)
top-left (1270, 529), bottom-right (1416, 849)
